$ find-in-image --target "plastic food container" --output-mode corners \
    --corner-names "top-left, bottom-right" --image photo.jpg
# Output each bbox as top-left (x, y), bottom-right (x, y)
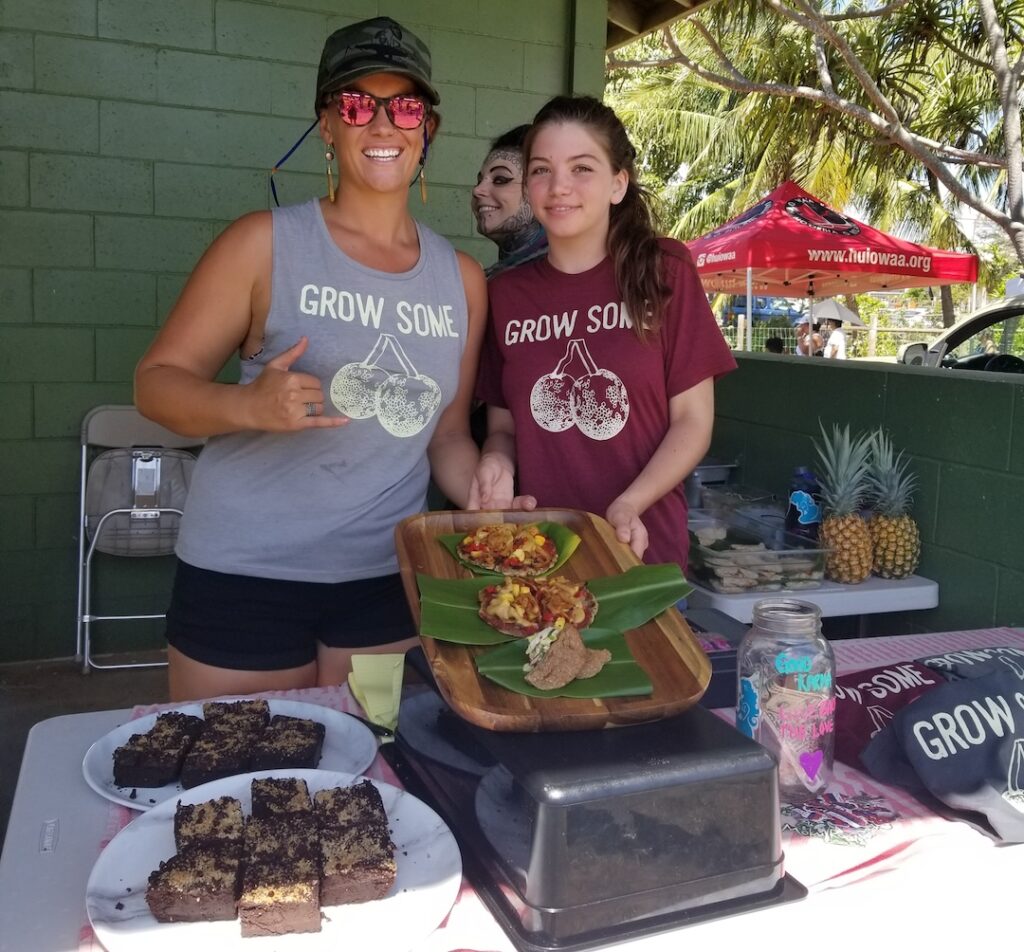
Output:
top-left (700, 483), bottom-right (783, 517)
top-left (687, 509), bottom-right (827, 593)
top-left (395, 684), bottom-right (801, 951)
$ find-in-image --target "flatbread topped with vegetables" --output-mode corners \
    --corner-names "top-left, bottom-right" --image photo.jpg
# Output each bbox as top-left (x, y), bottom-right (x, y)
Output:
top-left (457, 523), bottom-right (558, 576)
top-left (531, 576), bottom-right (597, 630)
top-left (478, 575), bottom-right (597, 637)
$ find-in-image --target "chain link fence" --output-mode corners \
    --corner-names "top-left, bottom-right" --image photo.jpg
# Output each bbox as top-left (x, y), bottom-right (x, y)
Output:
top-left (721, 325), bottom-right (945, 357)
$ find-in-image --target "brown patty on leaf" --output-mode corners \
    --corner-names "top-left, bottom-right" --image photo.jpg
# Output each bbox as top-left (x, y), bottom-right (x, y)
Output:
top-left (524, 625), bottom-right (611, 690)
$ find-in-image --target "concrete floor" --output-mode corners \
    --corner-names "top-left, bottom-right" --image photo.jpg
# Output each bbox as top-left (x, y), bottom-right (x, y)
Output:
top-left (0, 651), bottom-right (169, 845)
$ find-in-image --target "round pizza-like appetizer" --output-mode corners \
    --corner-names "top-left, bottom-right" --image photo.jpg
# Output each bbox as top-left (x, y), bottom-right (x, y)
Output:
top-left (478, 575), bottom-right (597, 637)
top-left (478, 578), bottom-right (545, 637)
top-left (532, 575), bottom-right (598, 629)
top-left (457, 523), bottom-right (557, 576)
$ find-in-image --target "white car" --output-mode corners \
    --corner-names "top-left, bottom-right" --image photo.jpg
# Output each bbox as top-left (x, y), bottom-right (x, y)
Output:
top-left (899, 295), bottom-right (1024, 372)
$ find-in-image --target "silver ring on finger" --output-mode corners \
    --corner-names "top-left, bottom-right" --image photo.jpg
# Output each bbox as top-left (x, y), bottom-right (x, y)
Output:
top-left (304, 401), bottom-right (317, 417)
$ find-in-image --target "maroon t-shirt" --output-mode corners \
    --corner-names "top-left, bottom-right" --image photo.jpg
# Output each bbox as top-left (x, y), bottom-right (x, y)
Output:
top-left (477, 238), bottom-right (737, 568)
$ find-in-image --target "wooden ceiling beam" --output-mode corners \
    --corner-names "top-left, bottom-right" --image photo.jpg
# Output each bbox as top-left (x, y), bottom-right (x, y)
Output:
top-left (608, 0), bottom-right (645, 34)
top-left (606, 0), bottom-right (720, 51)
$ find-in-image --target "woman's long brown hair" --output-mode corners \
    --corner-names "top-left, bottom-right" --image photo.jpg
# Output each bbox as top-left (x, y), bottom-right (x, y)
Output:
top-left (524, 95), bottom-right (669, 341)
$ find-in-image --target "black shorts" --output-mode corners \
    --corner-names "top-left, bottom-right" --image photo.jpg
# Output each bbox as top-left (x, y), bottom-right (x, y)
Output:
top-left (166, 559), bottom-right (416, 671)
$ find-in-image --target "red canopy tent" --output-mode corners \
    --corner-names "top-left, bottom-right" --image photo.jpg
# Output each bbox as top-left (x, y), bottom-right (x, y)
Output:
top-left (685, 180), bottom-right (979, 349)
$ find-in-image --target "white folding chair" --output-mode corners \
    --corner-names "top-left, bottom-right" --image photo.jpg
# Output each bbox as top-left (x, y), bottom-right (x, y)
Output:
top-left (75, 405), bottom-right (202, 672)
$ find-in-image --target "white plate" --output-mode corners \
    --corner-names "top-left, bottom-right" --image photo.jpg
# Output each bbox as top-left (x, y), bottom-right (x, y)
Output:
top-left (86, 769), bottom-right (462, 952)
top-left (83, 700), bottom-right (378, 811)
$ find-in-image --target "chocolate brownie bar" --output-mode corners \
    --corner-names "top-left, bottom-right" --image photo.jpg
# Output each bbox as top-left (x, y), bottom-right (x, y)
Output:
top-left (202, 699), bottom-right (269, 734)
top-left (240, 814), bottom-right (321, 936)
top-left (250, 777), bottom-right (313, 819)
top-left (145, 844), bottom-right (242, 923)
top-left (238, 856), bottom-right (321, 937)
top-left (314, 782), bottom-right (396, 905)
top-left (112, 712), bottom-right (204, 788)
top-left (314, 779), bottom-right (388, 828)
top-left (174, 796), bottom-right (244, 852)
top-left (250, 716), bottom-right (325, 772)
top-left (179, 725), bottom-right (252, 789)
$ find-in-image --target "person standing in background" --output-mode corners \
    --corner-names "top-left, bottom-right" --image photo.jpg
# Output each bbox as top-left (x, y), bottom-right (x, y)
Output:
top-left (823, 318), bottom-right (847, 359)
top-left (795, 317), bottom-right (823, 356)
top-left (471, 125), bottom-right (548, 278)
top-left (465, 126), bottom-right (549, 447)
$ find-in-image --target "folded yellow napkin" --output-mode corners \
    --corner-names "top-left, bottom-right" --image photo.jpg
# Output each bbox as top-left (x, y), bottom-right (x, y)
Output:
top-left (348, 654), bottom-right (405, 739)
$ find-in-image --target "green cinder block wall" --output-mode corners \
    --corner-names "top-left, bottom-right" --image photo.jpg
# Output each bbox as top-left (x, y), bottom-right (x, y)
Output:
top-left (711, 355), bottom-right (1024, 638)
top-left (0, 0), bottom-right (607, 663)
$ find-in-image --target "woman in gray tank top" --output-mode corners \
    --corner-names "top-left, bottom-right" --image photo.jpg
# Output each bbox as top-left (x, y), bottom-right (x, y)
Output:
top-left (135, 17), bottom-right (489, 701)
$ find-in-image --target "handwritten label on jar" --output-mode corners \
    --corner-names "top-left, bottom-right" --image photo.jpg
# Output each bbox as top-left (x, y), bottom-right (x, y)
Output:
top-left (777, 696), bottom-right (836, 742)
top-left (775, 651), bottom-right (833, 692)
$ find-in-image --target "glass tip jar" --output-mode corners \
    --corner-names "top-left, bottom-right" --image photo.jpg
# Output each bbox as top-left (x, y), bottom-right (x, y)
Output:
top-left (735, 598), bottom-right (835, 802)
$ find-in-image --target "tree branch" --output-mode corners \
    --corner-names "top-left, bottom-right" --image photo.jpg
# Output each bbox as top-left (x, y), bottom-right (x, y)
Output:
top-left (820, 0), bottom-right (912, 21)
top-left (688, 21), bottom-right (746, 82)
top-left (813, 34), bottom-right (834, 95)
top-left (979, 0), bottom-right (1024, 252)
top-left (770, 0), bottom-right (903, 126)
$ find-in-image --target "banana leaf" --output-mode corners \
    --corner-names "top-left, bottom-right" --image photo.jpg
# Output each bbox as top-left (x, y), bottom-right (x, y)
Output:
top-left (586, 563), bottom-right (692, 630)
top-left (417, 573), bottom-right (514, 645)
top-left (437, 521), bottom-right (581, 577)
top-left (475, 628), bottom-right (652, 698)
top-left (416, 564), bottom-right (692, 646)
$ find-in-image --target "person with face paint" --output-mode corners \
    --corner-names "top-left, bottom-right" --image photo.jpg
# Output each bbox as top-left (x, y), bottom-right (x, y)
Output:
top-left (135, 17), bottom-right (488, 700)
top-left (471, 125), bottom-right (548, 278)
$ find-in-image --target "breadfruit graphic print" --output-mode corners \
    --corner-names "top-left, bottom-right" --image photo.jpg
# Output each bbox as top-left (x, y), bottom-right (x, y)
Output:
top-left (530, 339), bottom-right (578, 432)
top-left (330, 333), bottom-right (441, 437)
top-left (330, 333), bottom-right (392, 419)
top-left (530, 338), bottom-right (628, 441)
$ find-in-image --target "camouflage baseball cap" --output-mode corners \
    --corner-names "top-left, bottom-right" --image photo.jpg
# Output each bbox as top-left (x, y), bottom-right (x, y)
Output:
top-left (315, 17), bottom-right (439, 113)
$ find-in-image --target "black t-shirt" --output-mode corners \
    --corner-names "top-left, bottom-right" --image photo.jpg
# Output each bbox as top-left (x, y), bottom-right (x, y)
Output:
top-left (916, 645), bottom-right (1024, 682)
top-left (863, 669), bottom-right (1024, 841)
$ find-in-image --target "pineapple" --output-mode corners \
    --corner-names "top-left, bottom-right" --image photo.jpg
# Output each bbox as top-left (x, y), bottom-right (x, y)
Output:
top-left (814, 423), bottom-right (874, 583)
top-left (866, 429), bottom-right (921, 579)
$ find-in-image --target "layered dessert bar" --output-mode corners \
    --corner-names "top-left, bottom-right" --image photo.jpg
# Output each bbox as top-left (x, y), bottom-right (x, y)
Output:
top-left (238, 855), bottom-right (321, 936)
top-left (240, 813), bottom-right (321, 936)
top-left (179, 726), bottom-right (252, 789)
top-left (250, 777), bottom-right (313, 819)
top-left (314, 781), bottom-right (397, 905)
top-left (112, 711), bottom-right (204, 788)
top-left (202, 699), bottom-right (270, 734)
top-left (174, 796), bottom-right (244, 852)
top-left (145, 845), bottom-right (242, 923)
top-left (250, 716), bottom-right (325, 772)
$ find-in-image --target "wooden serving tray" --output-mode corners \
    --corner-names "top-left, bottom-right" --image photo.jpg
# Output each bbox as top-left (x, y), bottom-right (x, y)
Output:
top-left (394, 509), bottom-right (711, 732)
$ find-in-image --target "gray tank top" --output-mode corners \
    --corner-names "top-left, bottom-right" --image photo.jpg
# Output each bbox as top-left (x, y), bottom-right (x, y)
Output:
top-left (177, 199), bottom-right (467, 582)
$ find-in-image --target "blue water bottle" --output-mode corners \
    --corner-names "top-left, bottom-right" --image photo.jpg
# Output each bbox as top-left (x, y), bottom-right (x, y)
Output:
top-left (784, 467), bottom-right (821, 541)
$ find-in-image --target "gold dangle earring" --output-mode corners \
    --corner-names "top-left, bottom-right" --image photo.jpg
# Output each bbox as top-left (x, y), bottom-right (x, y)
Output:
top-left (419, 127), bottom-right (429, 204)
top-left (325, 142), bottom-right (336, 203)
